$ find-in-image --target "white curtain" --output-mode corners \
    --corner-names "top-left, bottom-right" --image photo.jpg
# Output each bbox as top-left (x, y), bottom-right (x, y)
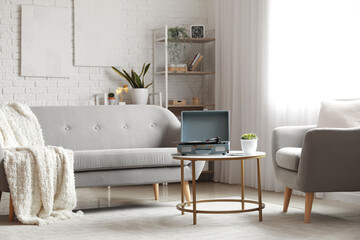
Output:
top-left (214, 0), bottom-right (360, 191)
top-left (213, 0), bottom-right (277, 190)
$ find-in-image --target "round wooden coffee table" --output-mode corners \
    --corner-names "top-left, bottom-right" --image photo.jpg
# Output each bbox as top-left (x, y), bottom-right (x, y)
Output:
top-left (172, 151), bottom-right (266, 225)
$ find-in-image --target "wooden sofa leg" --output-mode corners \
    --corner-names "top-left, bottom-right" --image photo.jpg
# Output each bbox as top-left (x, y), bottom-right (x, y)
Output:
top-left (153, 183), bottom-right (159, 200)
top-left (304, 192), bottom-right (314, 223)
top-left (9, 195), bottom-right (14, 222)
top-left (183, 181), bottom-right (191, 205)
top-left (283, 187), bottom-right (292, 212)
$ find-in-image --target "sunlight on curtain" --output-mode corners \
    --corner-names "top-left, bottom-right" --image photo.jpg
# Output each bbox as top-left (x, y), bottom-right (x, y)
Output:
top-left (268, 0), bottom-right (360, 192)
top-left (214, 0), bottom-right (360, 192)
top-left (269, 0), bottom-right (360, 108)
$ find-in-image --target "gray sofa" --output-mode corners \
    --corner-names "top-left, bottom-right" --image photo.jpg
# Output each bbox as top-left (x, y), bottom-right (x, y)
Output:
top-left (272, 125), bottom-right (360, 223)
top-left (0, 105), bottom-right (205, 219)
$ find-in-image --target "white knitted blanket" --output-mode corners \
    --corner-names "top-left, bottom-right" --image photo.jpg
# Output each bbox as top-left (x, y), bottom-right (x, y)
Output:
top-left (1, 103), bottom-right (83, 225)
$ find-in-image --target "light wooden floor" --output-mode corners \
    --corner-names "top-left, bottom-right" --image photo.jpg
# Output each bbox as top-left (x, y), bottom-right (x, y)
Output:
top-left (1, 182), bottom-right (360, 221)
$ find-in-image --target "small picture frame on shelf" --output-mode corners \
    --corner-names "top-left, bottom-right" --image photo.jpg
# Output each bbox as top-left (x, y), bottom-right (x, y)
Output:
top-left (190, 25), bottom-right (205, 38)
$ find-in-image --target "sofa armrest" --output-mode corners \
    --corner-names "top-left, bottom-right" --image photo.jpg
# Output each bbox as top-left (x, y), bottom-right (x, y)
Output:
top-left (272, 125), bottom-right (315, 168)
top-left (0, 143), bottom-right (3, 160)
top-left (297, 127), bottom-right (360, 192)
top-left (162, 110), bottom-right (181, 147)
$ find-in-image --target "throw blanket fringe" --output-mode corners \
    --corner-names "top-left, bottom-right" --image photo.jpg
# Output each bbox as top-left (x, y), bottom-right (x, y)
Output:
top-left (1, 103), bottom-right (82, 225)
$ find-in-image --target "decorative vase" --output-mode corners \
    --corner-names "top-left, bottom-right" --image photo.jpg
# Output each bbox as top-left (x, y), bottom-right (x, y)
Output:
top-left (193, 96), bottom-right (199, 105)
top-left (241, 139), bottom-right (258, 155)
top-left (131, 88), bottom-right (149, 105)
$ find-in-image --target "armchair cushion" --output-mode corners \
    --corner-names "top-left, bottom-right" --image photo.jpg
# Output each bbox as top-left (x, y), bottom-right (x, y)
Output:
top-left (317, 100), bottom-right (360, 128)
top-left (276, 147), bottom-right (301, 171)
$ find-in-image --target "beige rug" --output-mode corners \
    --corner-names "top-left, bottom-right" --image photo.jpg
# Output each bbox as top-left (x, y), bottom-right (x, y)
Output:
top-left (0, 200), bottom-right (359, 240)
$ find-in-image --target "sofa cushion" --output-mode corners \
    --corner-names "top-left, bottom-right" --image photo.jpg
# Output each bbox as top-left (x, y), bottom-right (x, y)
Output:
top-left (275, 147), bottom-right (301, 171)
top-left (317, 100), bottom-right (360, 128)
top-left (31, 105), bottom-right (180, 151)
top-left (74, 147), bottom-right (188, 172)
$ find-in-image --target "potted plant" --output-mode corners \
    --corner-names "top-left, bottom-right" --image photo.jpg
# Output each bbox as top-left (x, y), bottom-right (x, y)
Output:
top-left (168, 26), bottom-right (191, 68)
top-left (240, 133), bottom-right (258, 155)
top-left (111, 63), bottom-right (152, 105)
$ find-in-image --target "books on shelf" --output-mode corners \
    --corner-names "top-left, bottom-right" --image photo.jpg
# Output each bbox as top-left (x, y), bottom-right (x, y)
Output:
top-left (188, 53), bottom-right (203, 71)
top-left (188, 53), bottom-right (200, 69)
top-left (192, 56), bottom-right (203, 71)
top-left (168, 64), bottom-right (187, 72)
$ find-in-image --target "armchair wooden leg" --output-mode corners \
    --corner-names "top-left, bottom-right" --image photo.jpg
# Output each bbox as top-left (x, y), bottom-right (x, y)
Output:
top-left (283, 187), bottom-right (292, 212)
top-left (153, 183), bottom-right (159, 200)
top-left (183, 181), bottom-right (191, 205)
top-left (9, 195), bottom-right (14, 222)
top-left (304, 192), bottom-right (314, 223)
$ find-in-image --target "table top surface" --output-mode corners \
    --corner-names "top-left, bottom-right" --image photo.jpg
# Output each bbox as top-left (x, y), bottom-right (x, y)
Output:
top-left (172, 151), bottom-right (266, 161)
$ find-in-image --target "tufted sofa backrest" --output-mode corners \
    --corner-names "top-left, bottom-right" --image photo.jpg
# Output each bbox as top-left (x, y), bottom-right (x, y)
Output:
top-left (30, 105), bottom-right (181, 150)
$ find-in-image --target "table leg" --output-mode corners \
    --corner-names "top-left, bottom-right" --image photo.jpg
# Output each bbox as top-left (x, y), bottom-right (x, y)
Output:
top-left (181, 160), bottom-right (184, 215)
top-left (257, 158), bottom-right (263, 222)
top-left (191, 160), bottom-right (197, 225)
top-left (241, 160), bottom-right (245, 210)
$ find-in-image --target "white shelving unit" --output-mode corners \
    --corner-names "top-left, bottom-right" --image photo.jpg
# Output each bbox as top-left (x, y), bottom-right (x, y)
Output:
top-left (152, 25), bottom-right (215, 111)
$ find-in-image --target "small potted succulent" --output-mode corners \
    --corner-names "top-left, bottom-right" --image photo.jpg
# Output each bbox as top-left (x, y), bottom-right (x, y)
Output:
top-left (240, 133), bottom-right (258, 155)
top-left (111, 63), bottom-right (152, 105)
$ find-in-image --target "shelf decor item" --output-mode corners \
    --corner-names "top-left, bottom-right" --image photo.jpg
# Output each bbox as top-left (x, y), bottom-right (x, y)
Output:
top-left (116, 84), bottom-right (129, 104)
top-left (168, 64), bottom-right (187, 72)
top-left (108, 92), bottom-right (117, 105)
top-left (192, 97), bottom-right (200, 105)
top-left (169, 100), bottom-right (186, 105)
top-left (111, 63), bottom-right (152, 105)
top-left (190, 25), bottom-right (205, 38)
top-left (240, 133), bottom-right (258, 154)
top-left (188, 82), bottom-right (204, 105)
top-left (168, 26), bottom-right (191, 65)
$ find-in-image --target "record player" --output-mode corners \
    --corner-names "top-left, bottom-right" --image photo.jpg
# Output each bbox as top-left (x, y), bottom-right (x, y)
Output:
top-left (177, 110), bottom-right (230, 155)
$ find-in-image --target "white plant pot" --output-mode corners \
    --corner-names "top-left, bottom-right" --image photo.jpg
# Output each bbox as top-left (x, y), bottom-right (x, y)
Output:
top-left (131, 88), bottom-right (149, 105)
top-left (241, 139), bottom-right (258, 155)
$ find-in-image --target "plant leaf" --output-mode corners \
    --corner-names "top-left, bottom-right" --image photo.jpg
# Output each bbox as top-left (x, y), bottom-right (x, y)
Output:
top-left (123, 71), bottom-right (135, 88)
top-left (143, 63), bottom-right (151, 76)
top-left (112, 67), bottom-right (128, 80)
top-left (142, 63), bottom-right (151, 87)
top-left (133, 71), bottom-right (142, 88)
top-left (130, 70), bottom-right (138, 88)
top-left (145, 82), bottom-right (153, 88)
top-left (112, 67), bottom-right (135, 88)
top-left (139, 63), bottom-right (146, 77)
top-left (122, 69), bottom-right (133, 82)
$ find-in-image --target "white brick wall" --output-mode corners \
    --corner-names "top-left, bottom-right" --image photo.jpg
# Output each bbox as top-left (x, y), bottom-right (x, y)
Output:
top-left (0, 0), bottom-right (210, 106)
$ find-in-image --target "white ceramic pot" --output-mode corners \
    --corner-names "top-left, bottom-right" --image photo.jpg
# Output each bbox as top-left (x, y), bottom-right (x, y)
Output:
top-left (131, 88), bottom-right (149, 104)
top-left (241, 139), bottom-right (258, 155)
